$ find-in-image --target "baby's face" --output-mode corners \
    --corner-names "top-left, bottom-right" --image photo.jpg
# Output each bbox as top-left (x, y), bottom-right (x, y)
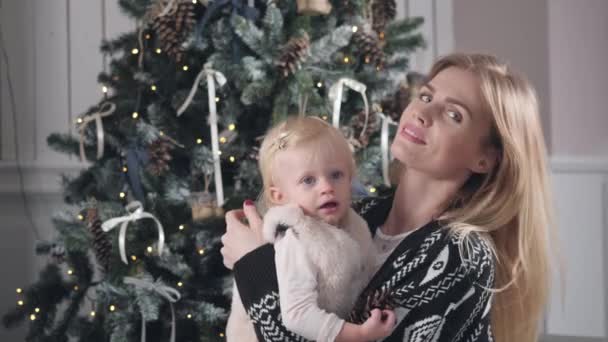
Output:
top-left (270, 145), bottom-right (352, 226)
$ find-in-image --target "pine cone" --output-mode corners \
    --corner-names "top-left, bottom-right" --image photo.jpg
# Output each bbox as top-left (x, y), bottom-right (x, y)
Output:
top-left (151, 1), bottom-right (196, 62)
top-left (371, 0), bottom-right (397, 34)
top-left (276, 33), bottom-right (310, 77)
top-left (350, 109), bottom-right (381, 151)
top-left (86, 208), bottom-right (112, 272)
top-left (352, 31), bottom-right (385, 68)
top-left (147, 138), bottom-right (174, 176)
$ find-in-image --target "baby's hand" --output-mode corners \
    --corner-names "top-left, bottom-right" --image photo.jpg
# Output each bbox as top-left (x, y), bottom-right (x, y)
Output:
top-left (359, 308), bottom-right (395, 341)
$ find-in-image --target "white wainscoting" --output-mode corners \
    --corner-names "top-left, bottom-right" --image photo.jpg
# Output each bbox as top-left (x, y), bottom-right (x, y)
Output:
top-left (544, 157), bottom-right (608, 339)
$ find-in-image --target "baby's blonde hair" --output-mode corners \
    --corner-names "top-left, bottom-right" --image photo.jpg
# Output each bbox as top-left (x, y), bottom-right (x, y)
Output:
top-left (258, 116), bottom-right (355, 207)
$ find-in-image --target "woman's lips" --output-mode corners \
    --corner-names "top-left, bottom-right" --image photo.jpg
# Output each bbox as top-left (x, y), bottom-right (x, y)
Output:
top-left (401, 123), bottom-right (427, 145)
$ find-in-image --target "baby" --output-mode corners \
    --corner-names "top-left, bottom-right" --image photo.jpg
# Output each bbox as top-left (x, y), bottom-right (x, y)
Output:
top-left (226, 116), bottom-right (395, 342)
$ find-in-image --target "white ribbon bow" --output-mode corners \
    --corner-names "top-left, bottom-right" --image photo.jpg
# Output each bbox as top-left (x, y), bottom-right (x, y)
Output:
top-left (378, 113), bottom-right (398, 186)
top-left (123, 276), bottom-right (181, 342)
top-left (177, 64), bottom-right (227, 207)
top-left (328, 78), bottom-right (370, 137)
top-left (77, 102), bottom-right (116, 162)
top-left (101, 201), bottom-right (165, 264)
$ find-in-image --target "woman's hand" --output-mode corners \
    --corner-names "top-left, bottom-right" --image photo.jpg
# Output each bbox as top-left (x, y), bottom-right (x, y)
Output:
top-left (220, 200), bottom-right (265, 270)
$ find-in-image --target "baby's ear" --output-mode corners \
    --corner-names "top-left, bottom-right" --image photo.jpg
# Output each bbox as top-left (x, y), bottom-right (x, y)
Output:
top-left (268, 186), bottom-right (284, 205)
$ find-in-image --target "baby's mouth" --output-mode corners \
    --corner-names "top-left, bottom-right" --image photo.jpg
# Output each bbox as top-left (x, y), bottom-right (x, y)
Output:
top-left (319, 201), bottom-right (338, 210)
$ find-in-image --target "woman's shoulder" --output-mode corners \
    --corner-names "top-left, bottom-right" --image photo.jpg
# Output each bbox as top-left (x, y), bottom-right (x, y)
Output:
top-left (351, 189), bottom-right (394, 227)
top-left (443, 227), bottom-right (496, 284)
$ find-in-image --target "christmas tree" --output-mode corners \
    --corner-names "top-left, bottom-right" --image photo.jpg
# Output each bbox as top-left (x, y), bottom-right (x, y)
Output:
top-left (3, 0), bottom-right (424, 340)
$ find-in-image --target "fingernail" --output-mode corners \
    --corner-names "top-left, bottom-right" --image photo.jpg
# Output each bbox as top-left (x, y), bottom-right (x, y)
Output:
top-left (244, 199), bottom-right (254, 206)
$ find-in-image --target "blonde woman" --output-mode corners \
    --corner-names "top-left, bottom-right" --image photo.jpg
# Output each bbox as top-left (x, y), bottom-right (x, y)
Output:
top-left (221, 53), bottom-right (554, 342)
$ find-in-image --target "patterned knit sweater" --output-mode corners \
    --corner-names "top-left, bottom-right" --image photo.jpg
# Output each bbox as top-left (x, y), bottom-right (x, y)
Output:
top-left (233, 193), bottom-right (496, 342)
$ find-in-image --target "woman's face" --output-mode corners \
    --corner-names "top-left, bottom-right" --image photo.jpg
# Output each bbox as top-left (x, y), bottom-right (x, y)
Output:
top-left (391, 66), bottom-right (495, 180)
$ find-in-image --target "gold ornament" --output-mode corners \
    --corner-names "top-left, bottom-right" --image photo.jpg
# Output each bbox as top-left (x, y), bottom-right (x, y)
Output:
top-left (296, 0), bottom-right (332, 15)
top-left (190, 192), bottom-right (223, 221)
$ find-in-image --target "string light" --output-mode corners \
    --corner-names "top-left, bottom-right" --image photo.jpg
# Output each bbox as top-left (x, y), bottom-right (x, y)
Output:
top-left (90, 311), bottom-right (96, 317)
top-left (219, 333), bottom-right (225, 338)
top-left (29, 314), bottom-right (36, 321)
top-left (365, 56), bottom-right (371, 64)
top-left (198, 248), bottom-right (205, 255)
top-left (179, 224), bottom-right (185, 230)
top-left (229, 156), bottom-right (235, 163)
top-left (119, 192), bottom-right (126, 199)
top-left (343, 56), bottom-right (350, 64)
top-left (132, 112), bottom-right (139, 119)
top-left (177, 282), bottom-right (183, 287)
top-left (74, 285), bottom-right (79, 291)
top-left (219, 136), bottom-right (227, 144)
top-left (17, 300), bottom-right (24, 306)
top-left (147, 246), bottom-right (153, 253)
top-left (122, 166), bottom-right (128, 173)
top-left (322, 115), bottom-right (328, 120)
top-left (187, 313), bottom-right (192, 319)
top-left (159, 131), bottom-right (165, 136)
top-left (151, 85), bottom-right (157, 91)
top-left (76, 117), bottom-right (83, 124)
top-left (34, 308), bottom-right (40, 313)
top-left (218, 151), bottom-right (222, 156)
top-left (228, 124), bottom-right (236, 131)
top-left (145, 34), bottom-right (151, 40)
top-left (196, 138), bottom-right (203, 144)
top-left (77, 214), bottom-right (84, 221)
top-left (109, 305), bottom-right (116, 312)
top-left (131, 48), bottom-right (139, 55)
top-left (101, 86), bottom-right (108, 93)
top-left (215, 97), bottom-right (220, 102)
top-left (155, 48), bottom-right (162, 54)
top-left (131, 255), bottom-right (137, 261)
top-left (352, 26), bottom-right (358, 33)
top-left (67, 269), bottom-right (74, 275)
top-left (379, 32), bottom-right (385, 40)
top-left (16, 288), bottom-right (22, 294)
top-left (369, 187), bottom-right (377, 193)
top-left (317, 82), bottom-right (323, 88)
top-left (192, 0), bottom-right (197, 3)
top-left (182, 65), bottom-right (189, 71)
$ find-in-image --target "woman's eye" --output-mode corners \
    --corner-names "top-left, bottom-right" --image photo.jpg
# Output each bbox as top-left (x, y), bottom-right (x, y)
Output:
top-left (447, 110), bottom-right (463, 123)
top-left (420, 93), bottom-right (432, 103)
top-left (331, 170), bottom-right (344, 180)
top-left (301, 176), bottom-right (316, 185)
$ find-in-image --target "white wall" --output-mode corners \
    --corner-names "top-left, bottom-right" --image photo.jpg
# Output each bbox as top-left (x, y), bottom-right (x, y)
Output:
top-left (548, 0), bottom-right (608, 157)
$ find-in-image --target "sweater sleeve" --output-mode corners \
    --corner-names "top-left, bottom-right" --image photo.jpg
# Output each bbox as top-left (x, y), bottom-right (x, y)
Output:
top-left (233, 244), bottom-right (312, 342)
top-left (349, 231), bottom-right (496, 341)
top-left (275, 230), bottom-right (345, 341)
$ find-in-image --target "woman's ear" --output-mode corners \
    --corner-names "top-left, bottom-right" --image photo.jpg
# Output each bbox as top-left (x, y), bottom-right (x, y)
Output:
top-left (268, 186), bottom-right (285, 205)
top-left (471, 147), bottom-right (498, 174)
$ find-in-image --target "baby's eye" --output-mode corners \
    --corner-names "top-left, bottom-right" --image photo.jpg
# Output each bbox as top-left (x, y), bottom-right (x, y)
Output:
top-left (331, 170), bottom-right (344, 180)
top-left (420, 93), bottom-right (432, 103)
top-left (447, 110), bottom-right (463, 123)
top-left (301, 176), bottom-right (316, 185)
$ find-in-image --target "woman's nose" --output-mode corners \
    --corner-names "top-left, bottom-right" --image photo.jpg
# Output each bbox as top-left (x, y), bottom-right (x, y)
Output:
top-left (415, 107), bottom-right (434, 127)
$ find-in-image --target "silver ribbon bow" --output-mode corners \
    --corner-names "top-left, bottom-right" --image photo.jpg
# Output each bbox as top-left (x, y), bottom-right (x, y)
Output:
top-left (378, 113), bottom-right (398, 186)
top-left (123, 276), bottom-right (181, 342)
top-left (101, 201), bottom-right (165, 264)
top-left (328, 78), bottom-right (370, 137)
top-left (177, 64), bottom-right (227, 207)
top-left (77, 102), bottom-right (116, 162)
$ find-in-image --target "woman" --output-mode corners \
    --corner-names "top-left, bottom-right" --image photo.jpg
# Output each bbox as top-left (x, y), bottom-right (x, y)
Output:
top-left (221, 53), bottom-right (554, 342)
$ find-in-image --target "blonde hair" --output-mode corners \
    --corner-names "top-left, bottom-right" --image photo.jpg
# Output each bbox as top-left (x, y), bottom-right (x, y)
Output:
top-left (258, 116), bottom-right (356, 207)
top-left (430, 53), bottom-right (555, 342)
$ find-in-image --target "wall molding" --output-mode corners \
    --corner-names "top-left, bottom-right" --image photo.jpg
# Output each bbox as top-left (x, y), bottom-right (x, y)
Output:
top-left (0, 161), bottom-right (85, 194)
top-left (551, 156), bottom-right (608, 173)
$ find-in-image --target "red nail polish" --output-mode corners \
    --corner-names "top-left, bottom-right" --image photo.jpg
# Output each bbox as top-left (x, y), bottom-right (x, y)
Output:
top-left (244, 199), bottom-right (254, 206)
